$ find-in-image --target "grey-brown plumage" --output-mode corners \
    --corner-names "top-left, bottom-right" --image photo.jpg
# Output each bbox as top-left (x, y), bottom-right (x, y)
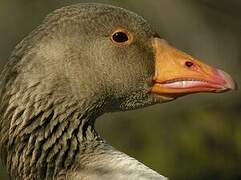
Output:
top-left (0, 3), bottom-right (167, 180)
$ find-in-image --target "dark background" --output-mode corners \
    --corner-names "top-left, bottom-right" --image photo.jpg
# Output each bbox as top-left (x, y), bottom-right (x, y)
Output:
top-left (0, 0), bottom-right (240, 179)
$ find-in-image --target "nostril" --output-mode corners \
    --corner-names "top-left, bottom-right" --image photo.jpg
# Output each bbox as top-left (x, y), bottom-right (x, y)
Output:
top-left (185, 61), bottom-right (194, 68)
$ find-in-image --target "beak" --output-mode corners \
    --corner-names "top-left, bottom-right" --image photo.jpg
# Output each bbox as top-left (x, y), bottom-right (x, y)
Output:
top-left (150, 38), bottom-right (236, 97)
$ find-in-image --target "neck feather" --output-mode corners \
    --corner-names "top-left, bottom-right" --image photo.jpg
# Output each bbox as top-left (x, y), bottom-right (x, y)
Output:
top-left (0, 82), bottom-right (105, 179)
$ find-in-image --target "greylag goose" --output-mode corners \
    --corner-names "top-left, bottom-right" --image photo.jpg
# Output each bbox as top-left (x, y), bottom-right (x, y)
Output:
top-left (0, 3), bottom-right (235, 180)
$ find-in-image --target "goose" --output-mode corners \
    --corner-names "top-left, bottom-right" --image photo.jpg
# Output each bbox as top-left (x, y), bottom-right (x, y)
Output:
top-left (0, 3), bottom-right (235, 180)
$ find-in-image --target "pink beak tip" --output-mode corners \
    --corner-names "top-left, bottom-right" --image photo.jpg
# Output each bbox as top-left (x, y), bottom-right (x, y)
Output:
top-left (217, 69), bottom-right (237, 91)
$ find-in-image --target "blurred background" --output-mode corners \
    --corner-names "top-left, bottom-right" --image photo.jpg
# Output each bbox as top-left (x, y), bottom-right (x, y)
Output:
top-left (0, 0), bottom-right (240, 179)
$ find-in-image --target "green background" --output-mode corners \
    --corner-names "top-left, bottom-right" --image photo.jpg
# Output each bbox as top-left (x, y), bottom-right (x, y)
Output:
top-left (0, 0), bottom-right (240, 179)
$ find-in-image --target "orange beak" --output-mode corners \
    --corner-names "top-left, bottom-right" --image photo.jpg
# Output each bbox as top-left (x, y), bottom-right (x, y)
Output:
top-left (150, 38), bottom-right (236, 97)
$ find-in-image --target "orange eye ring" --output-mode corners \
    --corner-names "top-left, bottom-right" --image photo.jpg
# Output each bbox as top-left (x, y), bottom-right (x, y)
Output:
top-left (111, 28), bottom-right (134, 46)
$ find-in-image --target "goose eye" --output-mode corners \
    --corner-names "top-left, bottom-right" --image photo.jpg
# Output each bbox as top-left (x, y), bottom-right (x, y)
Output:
top-left (111, 29), bottom-right (133, 46)
top-left (112, 32), bottom-right (129, 43)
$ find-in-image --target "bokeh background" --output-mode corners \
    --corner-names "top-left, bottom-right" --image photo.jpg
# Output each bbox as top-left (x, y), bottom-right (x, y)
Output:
top-left (0, 0), bottom-right (240, 179)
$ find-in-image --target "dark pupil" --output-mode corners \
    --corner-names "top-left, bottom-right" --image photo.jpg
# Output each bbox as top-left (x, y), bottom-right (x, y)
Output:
top-left (113, 32), bottom-right (128, 43)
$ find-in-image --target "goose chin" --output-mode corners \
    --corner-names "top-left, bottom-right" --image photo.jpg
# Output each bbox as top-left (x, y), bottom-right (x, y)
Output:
top-left (162, 80), bottom-right (219, 89)
top-left (152, 79), bottom-right (227, 96)
top-left (150, 69), bottom-right (236, 97)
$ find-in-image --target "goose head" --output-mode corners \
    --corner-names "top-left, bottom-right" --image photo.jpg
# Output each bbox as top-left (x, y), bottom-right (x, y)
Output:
top-left (22, 3), bottom-right (235, 113)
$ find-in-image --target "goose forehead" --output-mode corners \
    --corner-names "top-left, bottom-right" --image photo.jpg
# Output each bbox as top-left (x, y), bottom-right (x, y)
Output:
top-left (43, 3), bottom-right (153, 36)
